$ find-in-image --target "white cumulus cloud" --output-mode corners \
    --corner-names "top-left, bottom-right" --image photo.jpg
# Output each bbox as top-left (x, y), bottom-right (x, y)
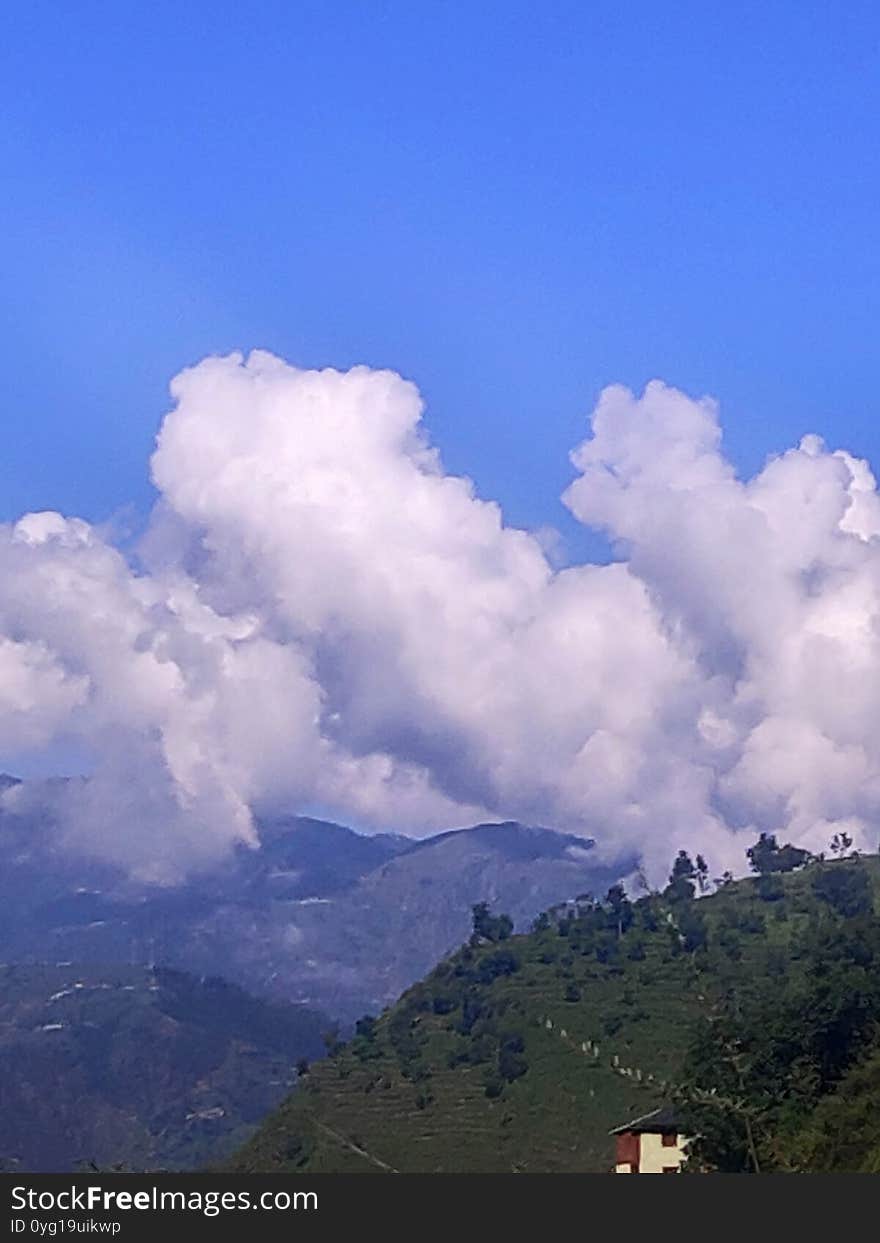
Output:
top-left (2, 353), bottom-right (879, 882)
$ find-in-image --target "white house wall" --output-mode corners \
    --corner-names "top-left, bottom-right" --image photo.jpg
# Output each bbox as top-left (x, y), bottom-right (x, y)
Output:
top-left (637, 1132), bottom-right (688, 1173)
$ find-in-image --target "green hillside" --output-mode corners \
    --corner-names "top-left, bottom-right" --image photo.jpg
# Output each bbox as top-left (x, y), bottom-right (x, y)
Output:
top-left (227, 846), bottom-right (880, 1173)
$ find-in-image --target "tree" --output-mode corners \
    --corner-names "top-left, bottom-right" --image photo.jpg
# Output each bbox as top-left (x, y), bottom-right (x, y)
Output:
top-left (604, 884), bottom-right (633, 938)
top-left (665, 850), bottom-right (696, 902)
top-left (633, 868), bottom-right (653, 896)
top-left (829, 831), bottom-right (854, 858)
top-left (746, 833), bottom-right (775, 874)
top-left (471, 901), bottom-right (493, 940)
top-left (498, 1033), bottom-right (529, 1082)
top-left (680, 904), bottom-right (880, 1171)
top-left (672, 850), bottom-right (696, 881)
top-left (715, 928), bottom-right (742, 961)
top-left (777, 1043), bottom-right (880, 1172)
top-left (678, 1019), bottom-right (764, 1173)
top-left (483, 1071), bottom-right (504, 1099)
top-left (471, 902), bottom-right (514, 943)
top-left (477, 949), bottom-right (520, 984)
top-left (695, 854), bottom-right (710, 895)
top-left (626, 937), bottom-right (646, 961)
top-left (355, 1015), bottom-right (376, 1041)
top-left (639, 903), bottom-right (660, 933)
top-left (594, 935), bottom-right (619, 965)
top-left (457, 994), bottom-right (484, 1036)
top-left (747, 832), bottom-right (810, 875)
top-left (677, 906), bottom-right (709, 953)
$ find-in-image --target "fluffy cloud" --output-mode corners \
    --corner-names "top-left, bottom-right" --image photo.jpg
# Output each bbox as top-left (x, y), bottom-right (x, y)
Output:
top-left (2, 353), bottom-right (879, 881)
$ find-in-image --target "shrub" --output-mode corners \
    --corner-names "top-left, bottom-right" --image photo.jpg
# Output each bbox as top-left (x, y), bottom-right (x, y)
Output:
top-left (811, 865), bottom-right (873, 918)
top-left (477, 949), bottom-right (521, 984)
top-left (483, 1071), bottom-right (504, 1099)
top-left (755, 874), bottom-right (785, 902)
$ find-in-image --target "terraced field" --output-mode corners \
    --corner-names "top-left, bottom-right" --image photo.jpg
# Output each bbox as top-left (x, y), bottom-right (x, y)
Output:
top-left (229, 858), bottom-right (880, 1172)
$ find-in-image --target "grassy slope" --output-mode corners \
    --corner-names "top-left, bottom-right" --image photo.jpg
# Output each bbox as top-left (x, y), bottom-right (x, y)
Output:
top-left (230, 858), bottom-right (880, 1173)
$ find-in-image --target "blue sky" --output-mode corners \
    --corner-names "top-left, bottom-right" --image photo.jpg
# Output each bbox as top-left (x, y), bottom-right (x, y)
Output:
top-left (2, 0), bottom-right (879, 561)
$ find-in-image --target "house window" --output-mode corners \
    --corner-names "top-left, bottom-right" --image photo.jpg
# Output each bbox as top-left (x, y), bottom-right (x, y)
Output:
top-left (661, 1132), bottom-right (677, 1147)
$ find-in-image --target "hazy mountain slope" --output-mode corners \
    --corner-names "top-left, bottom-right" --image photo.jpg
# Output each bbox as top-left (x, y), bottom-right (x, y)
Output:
top-left (0, 781), bottom-right (622, 1019)
top-left (227, 856), bottom-right (880, 1174)
top-left (0, 962), bottom-right (329, 1173)
top-left (120, 822), bottom-right (622, 1019)
top-left (328, 822), bottom-right (624, 1014)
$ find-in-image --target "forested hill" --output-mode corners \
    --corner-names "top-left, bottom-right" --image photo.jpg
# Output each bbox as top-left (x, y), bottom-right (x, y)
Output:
top-left (0, 963), bottom-right (329, 1172)
top-left (227, 842), bottom-right (880, 1173)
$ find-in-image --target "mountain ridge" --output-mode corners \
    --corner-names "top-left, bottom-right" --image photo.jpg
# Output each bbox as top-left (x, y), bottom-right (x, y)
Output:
top-left (0, 783), bottom-right (623, 1019)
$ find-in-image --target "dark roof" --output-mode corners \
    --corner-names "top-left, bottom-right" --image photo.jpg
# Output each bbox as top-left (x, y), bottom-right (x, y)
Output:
top-left (609, 1106), bottom-right (684, 1135)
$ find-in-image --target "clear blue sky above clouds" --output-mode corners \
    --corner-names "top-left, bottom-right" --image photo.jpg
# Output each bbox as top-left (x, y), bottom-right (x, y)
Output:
top-left (2, 0), bottom-right (879, 559)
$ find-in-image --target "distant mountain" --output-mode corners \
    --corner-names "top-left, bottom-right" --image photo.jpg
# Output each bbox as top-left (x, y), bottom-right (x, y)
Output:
top-left (331, 822), bottom-right (622, 1014)
top-left (0, 962), bottom-right (328, 1173)
top-left (165, 820), bottom-right (625, 1020)
top-left (0, 781), bottom-right (625, 1020)
top-left (236, 816), bottom-right (411, 899)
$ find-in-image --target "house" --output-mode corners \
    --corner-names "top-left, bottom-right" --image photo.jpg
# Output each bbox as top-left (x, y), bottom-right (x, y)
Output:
top-left (610, 1106), bottom-right (691, 1173)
